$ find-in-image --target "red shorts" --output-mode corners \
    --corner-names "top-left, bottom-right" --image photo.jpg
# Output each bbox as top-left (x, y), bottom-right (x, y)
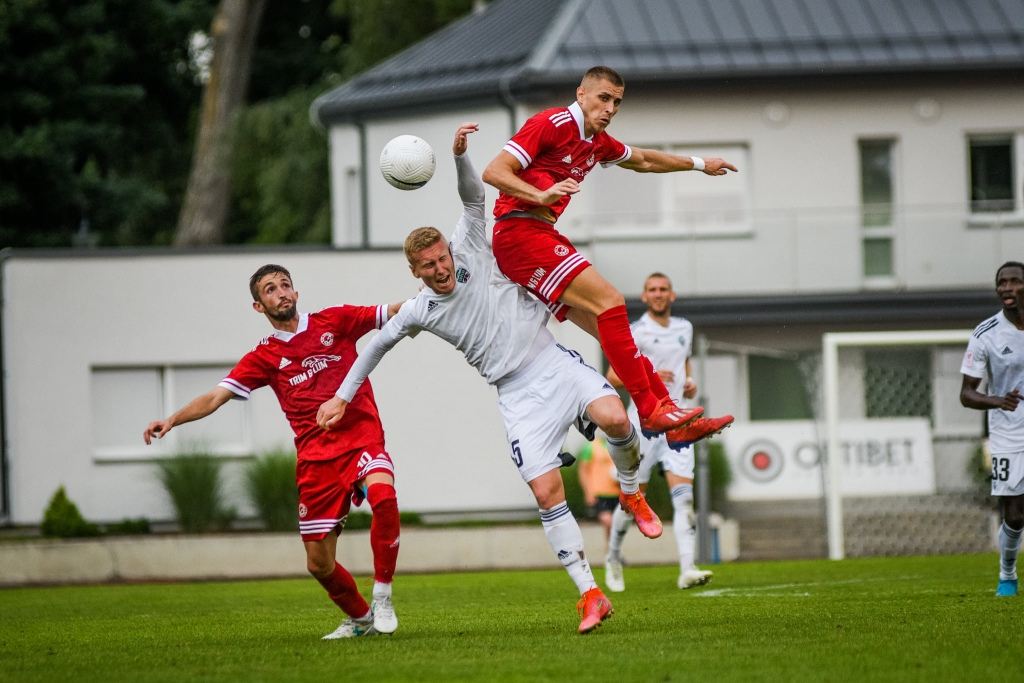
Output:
top-left (296, 445), bottom-right (394, 540)
top-left (492, 216), bottom-right (591, 322)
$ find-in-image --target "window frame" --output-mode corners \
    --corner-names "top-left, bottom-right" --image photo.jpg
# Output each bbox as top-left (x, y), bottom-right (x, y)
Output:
top-left (966, 132), bottom-right (1024, 227)
top-left (91, 364), bottom-right (253, 462)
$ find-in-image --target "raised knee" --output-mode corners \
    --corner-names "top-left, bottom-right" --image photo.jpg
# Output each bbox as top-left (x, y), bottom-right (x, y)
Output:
top-left (1005, 511), bottom-right (1024, 531)
top-left (603, 410), bottom-right (631, 438)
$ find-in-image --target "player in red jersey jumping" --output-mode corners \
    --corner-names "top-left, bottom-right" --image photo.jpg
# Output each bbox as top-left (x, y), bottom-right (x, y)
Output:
top-left (143, 265), bottom-right (403, 640)
top-left (482, 65), bottom-right (737, 448)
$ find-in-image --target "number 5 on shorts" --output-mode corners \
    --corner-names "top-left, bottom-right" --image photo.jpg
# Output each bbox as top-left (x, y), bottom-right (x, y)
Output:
top-left (510, 439), bottom-right (523, 468)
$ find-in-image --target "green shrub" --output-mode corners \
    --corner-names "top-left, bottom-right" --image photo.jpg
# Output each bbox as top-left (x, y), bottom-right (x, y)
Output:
top-left (345, 511), bottom-right (372, 531)
top-left (244, 449), bottom-right (299, 532)
top-left (40, 486), bottom-right (100, 538)
top-left (156, 451), bottom-right (235, 533)
top-left (105, 518), bottom-right (150, 535)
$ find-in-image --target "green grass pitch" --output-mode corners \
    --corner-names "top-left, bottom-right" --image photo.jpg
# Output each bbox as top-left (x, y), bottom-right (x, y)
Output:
top-left (1, 553), bottom-right (1020, 682)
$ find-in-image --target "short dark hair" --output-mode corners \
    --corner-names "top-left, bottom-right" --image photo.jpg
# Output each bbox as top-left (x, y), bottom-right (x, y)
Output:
top-left (996, 261), bottom-right (1024, 283)
top-left (249, 264), bottom-right (291, 302)
top-left (582, 65), bottom-right (624, 88)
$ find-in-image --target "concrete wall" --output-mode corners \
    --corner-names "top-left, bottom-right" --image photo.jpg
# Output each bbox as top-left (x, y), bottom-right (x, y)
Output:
top-left (2, 251), bottom-right (601, 524)
top-left (329, 81), bottom-right (1024, 298)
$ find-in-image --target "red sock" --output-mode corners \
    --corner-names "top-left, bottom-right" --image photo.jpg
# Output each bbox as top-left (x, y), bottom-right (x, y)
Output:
top-left (596, 305), bottom-right (656, 416)
top-left (367, 483), bottom-right (400, 585)
top-left (316, 562), bottom-right (369, 618)
top-left (642, 355), bottom-right (670, 400)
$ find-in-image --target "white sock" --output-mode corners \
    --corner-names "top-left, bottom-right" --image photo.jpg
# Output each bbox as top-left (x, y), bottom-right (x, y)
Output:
top-left (671, 483), bottom-right (696, 571)
top-left (999, 522), bottom-right (1022, 581)
top-left (372, 581), bottom-right (392, 600)
top-left (608, 504), bottom-right (632, 562)
top-left (540, 502), bottom-right (598, 595)
top-left (606, 427), bottom-right (640, 494)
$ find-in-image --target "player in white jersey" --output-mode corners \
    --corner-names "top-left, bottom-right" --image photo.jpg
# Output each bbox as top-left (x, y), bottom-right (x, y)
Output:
top-left (961, 261), bottom-right (1024, 597)
top-left (604, 274), bottom-right (718, 591)
top-left (316, 123), bottom-right (661, 634)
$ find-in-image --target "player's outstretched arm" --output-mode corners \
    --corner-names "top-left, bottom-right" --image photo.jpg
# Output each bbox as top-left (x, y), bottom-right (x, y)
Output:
top-left (960, 375), bottom-right (1022, 411)
top-left (620, 147), bottom-right (737, 175)
top-left (143, 386), bottom-right (234, 444)
top-left (482, 151), bottom-right (580, 206)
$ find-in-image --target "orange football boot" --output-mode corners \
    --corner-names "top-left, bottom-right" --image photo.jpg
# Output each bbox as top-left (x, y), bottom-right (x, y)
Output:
top-left (577, 587), bottom-right (614, 634)
top-left (639, 396), bottom-right (703, 438)
top-left (665, 415), bottom-right (735, 452)
top-left (619, 490), bottom-right (663, 539)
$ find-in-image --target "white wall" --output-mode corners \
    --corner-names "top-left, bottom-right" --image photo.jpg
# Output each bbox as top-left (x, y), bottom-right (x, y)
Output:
top-left (3, 251), bottom-right (600, 525)
top-left (330, 81), bottom-right (1024, 298)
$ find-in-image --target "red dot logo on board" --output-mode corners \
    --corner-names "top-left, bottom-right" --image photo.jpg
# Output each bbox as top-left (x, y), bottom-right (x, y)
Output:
top-left (740, 440), bottom-right (784, 482)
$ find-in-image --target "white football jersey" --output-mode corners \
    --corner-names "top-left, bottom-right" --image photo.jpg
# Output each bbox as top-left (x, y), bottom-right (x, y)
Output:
top-left (961, 310), bottom-right (1024, 453)
top-left (631, 313), bottom-right (694, 403)
top-left (337, 153), bottom-right (551, 401)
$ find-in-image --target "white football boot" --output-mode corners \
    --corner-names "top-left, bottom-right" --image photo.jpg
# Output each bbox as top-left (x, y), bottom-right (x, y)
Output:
top-left (372, 595), bottom-right (398, 634)
top-left (322, 615), bottom-right (377, 639)
top-left (604, 556), bottom-right (625, 593)
top-left (678, 567), bottom-right (713, 589)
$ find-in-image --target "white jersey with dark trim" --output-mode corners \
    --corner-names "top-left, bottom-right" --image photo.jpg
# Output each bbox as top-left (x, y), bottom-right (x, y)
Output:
top-left (631, 313), bottom-right (693, 403)
top-left (961, 310), bottom-right (1024, 453)
top-left (336, 153), bottom-right (551, 401)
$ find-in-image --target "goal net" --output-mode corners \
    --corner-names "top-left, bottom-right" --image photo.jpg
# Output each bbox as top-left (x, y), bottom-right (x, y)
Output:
top-left (706, 330), bottom-right (995, 563)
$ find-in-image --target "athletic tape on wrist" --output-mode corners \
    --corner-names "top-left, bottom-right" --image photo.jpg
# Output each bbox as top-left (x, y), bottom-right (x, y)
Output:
top-left (691, 157), bottom-right (705, 172)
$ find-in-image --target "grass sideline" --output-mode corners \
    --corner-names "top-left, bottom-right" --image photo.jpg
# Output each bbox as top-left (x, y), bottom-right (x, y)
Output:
top-left (0, 554), bottom-right (1020, 682)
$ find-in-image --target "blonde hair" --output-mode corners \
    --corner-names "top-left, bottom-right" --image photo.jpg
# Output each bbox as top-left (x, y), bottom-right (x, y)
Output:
top-left (644, 272), bottom-right (672, 289)
top-left (404, 227), bottom-right (445, 264)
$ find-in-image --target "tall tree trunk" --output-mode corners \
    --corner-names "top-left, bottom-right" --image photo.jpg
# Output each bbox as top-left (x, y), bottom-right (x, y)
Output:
top-left (174, 0), bottom-right (267, 247)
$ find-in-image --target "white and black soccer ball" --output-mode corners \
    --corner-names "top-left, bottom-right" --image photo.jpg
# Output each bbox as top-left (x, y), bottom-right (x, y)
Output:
top-left (379, 135), bottom-right (435, 190)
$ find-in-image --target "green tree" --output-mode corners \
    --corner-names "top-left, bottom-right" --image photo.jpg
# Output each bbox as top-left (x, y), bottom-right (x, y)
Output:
top-left (0, 0), bottom-right (214, 248)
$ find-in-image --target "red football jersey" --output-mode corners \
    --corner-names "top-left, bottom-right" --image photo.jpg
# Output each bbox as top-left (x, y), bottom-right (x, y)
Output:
top-left (220, 305), bottom-right (389, 461)
top-left (493, 101), bottom-right (631, 222)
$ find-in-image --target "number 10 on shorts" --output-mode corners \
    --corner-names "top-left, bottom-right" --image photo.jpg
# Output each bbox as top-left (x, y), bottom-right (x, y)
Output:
top-left (510, 439), bottom-right (523, 468)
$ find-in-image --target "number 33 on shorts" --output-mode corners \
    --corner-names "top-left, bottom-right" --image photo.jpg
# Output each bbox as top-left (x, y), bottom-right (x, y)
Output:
top-left (990, 453), bottom-right (1024, 496)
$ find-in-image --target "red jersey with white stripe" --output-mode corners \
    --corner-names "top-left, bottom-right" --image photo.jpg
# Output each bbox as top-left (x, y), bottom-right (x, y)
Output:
top-left (219, 305), bottom-right (389, 461)
top-left (494, 101), bottom-right (631, 222)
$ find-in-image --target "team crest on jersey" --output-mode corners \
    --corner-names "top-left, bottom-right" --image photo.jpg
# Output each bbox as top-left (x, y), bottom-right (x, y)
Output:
top-left (320, 332), bottom-right (334, 346)
top-left (279, 357), bottom-right (292, 369)
top-left (964, 351), bottom-right (974, 368)
top-left (586, 154), bottom-right (595, 167)
top-left (679, 336), bottom-right (687, 346)
top-left (456, 267), bottom-right (470, 283)
top-left (298, 503), bottom-right (307, 518)
top-left (554, 245), bottom-right (570, 257)
top-left (562, 155), bottom-right (572, 163)
top-left (288, 354), bottom-right (341, 386)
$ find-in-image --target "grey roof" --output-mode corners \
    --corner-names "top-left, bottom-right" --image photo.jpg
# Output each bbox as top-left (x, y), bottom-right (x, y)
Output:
top-left (313, 0), bottom-right (1024, 125)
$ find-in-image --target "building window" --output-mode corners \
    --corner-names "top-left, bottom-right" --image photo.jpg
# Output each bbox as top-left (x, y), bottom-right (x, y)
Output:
top-left (748, 356), bottom-right (813, 421)
top-left (586, 144), bottom-right (750, 237)
top-left (970, 137), bottom-right (1015, 213)
top-left (864, 349), bottom-right (932, 419)
top-left (91, 365), bottom-right (249, 460)
top-left (859, 139), bottom-right (895, 279)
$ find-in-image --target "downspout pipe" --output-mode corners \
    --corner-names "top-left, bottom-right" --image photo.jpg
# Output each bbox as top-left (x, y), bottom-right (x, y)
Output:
top-left (0, 248), bottom-right (11, 525)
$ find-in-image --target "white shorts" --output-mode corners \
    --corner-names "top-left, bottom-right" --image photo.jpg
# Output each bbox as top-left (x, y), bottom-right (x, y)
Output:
top-left (497, 342), bottom-right (618, 484)
top-left (628, 404), bottom-right (694, 483)
top-left (991, 452), bottom-right (1024, 497)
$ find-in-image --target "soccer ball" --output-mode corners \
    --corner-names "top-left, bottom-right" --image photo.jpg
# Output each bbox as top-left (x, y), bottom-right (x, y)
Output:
top-left (379, 135), bottom-right (435, 190)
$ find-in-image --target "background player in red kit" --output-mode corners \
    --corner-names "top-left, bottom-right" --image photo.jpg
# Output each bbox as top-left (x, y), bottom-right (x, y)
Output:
top-left (482, 65), bottom-right (737, 448)
top-left (143, 265), bottom-right (403, 640)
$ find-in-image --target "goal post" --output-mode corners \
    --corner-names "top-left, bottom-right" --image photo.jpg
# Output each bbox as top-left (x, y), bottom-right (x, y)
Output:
top-left (822, 329), bottom-right (975, 560)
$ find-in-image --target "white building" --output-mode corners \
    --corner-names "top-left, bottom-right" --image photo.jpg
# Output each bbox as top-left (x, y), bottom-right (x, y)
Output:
top-left (2, 0), bottom-right (1023, 534)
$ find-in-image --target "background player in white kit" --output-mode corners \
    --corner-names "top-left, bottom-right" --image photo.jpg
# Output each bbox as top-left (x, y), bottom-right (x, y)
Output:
top-left (605, 273), bottom-right (714, 591)
top-left (316, 122), bottom-right (659, 634)
top-left (961, 261), bottom-right (1024, 597)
